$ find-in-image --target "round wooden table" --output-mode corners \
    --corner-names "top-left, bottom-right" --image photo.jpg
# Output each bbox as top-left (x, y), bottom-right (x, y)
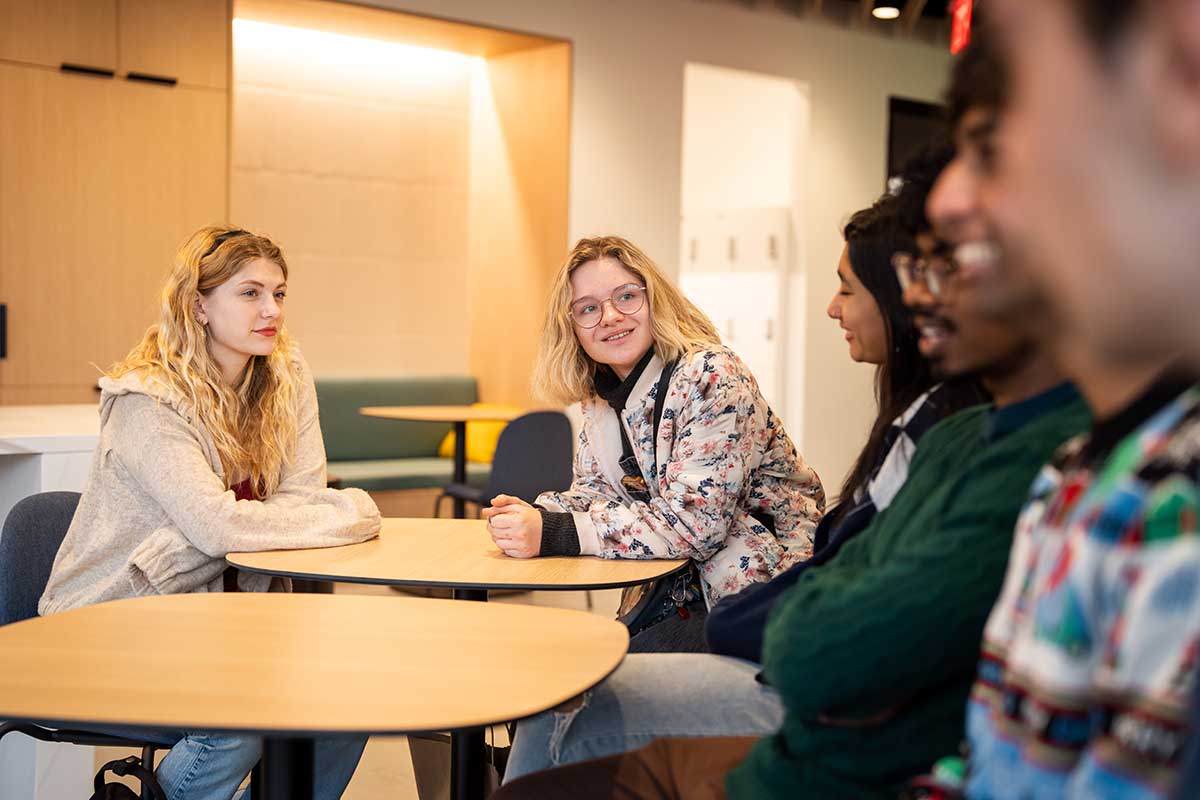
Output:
top-left (359, 405), bottom-right (524, 518)
top-left (0, 593), bottom-right (628, 800)
top-left (227, 517), bottom-right (688, 799)
top-left (227, 517), bottom-right (688, 594)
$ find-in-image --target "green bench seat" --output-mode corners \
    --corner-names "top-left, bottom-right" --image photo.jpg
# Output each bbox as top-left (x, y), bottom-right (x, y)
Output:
top-left (328, 458), bottom-right (491, 493)
top-left (315, 376), bottom-right (491, 493)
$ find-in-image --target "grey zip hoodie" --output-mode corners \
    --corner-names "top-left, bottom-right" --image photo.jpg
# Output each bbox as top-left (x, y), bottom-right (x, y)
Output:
top-left (39, 351), bottom-right (380, 615)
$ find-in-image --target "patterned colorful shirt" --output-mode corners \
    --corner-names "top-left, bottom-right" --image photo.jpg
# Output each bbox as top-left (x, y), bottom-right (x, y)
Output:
top-left (967, 378), bottom-right (1200, 800)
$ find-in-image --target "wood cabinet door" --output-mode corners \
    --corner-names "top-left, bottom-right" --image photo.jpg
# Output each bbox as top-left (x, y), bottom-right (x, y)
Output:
top-left (0, 64), bottom-right (227, 403)
top-left (0, 0), bottom-right (117, 72)
top-left (118, 0), bottom-right (230, 90)
top-left (0, 64), bottom-right (123, 403)
top-left (108, 78), bottom-right (229, 360)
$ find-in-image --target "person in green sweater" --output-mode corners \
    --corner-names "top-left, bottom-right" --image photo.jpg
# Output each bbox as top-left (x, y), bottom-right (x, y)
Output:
top-left (492, 73), bottom-right (1091, 800)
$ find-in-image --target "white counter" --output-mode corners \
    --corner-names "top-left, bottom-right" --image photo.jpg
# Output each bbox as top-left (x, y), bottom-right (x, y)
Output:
top-left (0, 404), bottom-right (100, 454)
top-left (0, 404), bottom-right (99, 539)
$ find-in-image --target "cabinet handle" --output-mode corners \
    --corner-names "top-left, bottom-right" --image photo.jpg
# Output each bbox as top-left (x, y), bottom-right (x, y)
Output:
top-left (126, 72), bottom-right (178, 87)
top-left (1, 303), bottom-right (8, 360)
top-left (766, 318), bottom-right (774, 341)
top-left (60, 63), bottom-right (115, 79)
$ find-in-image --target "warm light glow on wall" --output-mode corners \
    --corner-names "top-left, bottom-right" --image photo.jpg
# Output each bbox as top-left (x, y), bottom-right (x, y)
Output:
top-left (232, 17), bottom-right (477, 76)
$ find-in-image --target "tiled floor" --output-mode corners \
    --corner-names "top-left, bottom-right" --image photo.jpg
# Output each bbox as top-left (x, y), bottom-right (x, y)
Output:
top-left (95, 585), bottom-right (623, 799)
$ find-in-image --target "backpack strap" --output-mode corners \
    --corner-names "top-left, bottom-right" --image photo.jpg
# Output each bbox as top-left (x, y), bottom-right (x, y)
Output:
top-left (650, 359), bottom-right (679, 477)
top-left (94, 756), bottom-right (167, 800)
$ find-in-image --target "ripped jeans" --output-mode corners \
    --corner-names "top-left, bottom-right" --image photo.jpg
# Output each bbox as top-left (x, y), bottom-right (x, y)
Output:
top-left (503, 653), bottom-right (782, 783)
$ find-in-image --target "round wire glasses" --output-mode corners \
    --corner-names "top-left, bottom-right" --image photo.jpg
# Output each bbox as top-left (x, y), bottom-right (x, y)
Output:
top-left (570, 284), bottom-right (647, 328)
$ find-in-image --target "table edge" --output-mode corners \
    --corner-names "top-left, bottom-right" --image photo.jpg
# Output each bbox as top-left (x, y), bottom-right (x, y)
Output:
top-left (0, 650), bottom-right (617, 738)
top-left (0, 643), bottom-right (629, 737)
top-left (224, 557), bottom-right (690, 592)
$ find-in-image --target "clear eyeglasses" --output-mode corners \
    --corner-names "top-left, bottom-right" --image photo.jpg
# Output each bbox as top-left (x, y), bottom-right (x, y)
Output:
top-left (892, 250), bottom-right (959, 298)
top-left (570, 284), bottom-right (647, 329)
top-left (893, 241), bottom-right (1001, 298)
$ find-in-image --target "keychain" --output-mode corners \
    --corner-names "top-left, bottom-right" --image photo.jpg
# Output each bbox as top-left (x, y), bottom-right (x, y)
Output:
top-left (669, 579), bottom-right (691, 619)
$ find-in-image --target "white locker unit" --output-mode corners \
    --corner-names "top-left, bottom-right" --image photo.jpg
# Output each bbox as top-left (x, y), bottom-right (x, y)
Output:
top-left (679, 207), bottom-right (793, 414)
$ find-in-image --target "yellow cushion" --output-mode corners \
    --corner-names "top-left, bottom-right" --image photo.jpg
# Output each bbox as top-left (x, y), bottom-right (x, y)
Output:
top-left (437, 404), bottom-right (524, 464)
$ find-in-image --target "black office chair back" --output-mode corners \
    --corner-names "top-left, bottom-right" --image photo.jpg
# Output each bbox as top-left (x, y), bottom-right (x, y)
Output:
top-left (0, 491), bottom-right (81, 625)
top-left (483, 411), bottom-right (573, 506)
top-left (0, 491), bottom-right (258, 799)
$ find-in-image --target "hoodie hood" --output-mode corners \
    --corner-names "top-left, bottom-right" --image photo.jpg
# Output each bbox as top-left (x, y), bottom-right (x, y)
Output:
top-left (97, 371), bottom-right (196, 429)
top-left (98, 371), bottom-right (225, 480)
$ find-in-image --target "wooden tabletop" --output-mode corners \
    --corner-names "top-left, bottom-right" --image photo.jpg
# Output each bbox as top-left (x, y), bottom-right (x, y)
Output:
top-left (228, 518), bottom-right (689, 591)
top-left (0, 593), bottom-right (628, 735)
top-left (359, 405), bottom-right (524, 423)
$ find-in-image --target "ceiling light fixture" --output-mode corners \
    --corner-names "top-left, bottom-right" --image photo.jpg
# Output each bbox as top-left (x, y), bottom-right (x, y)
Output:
top-left (872, 3), bottom-right (901, 20)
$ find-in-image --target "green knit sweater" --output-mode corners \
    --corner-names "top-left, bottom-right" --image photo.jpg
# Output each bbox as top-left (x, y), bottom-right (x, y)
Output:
top-left (727, 384), bottom-right (1090, 800)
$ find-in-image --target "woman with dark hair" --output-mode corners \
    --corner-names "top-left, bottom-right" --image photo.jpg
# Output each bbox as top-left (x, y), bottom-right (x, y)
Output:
top-left (703, 197), bottom-right (984, 663)
top-left (818, 204), bottom-right (939, 534)
top-left (500, 183), bottom-right (984, 783)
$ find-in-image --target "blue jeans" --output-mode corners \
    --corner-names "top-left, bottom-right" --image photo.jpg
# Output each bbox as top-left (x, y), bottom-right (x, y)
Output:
top-left (504, 653), bottom-right (782, 783)
top-left (99, 728), bottom-right (366, 800)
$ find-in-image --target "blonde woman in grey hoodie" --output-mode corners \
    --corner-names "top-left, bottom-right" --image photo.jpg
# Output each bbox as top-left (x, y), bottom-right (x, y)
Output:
top-left (39, 226), bottom-right (380, 800)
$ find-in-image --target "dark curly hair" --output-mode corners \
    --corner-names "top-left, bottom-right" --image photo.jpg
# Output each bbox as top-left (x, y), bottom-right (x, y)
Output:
top-left (889, 141), bottom-right (956, 237)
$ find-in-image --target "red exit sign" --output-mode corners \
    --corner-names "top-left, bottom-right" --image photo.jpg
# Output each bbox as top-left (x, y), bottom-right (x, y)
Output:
top-left (951, 0), bottom-right (974, 54)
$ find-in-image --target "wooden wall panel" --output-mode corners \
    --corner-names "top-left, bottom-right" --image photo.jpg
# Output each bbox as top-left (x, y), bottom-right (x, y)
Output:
top-left (236, 0), bottom-right (551, 58)
top-left (0, 65), bottom-right (124, 401)
top-left (0, 0), bottom-right (117, 72)
top-left (0, 65), bottom-right (227, 403)
top-left (229, 7), bottom-right (475, 377)
top-left (109, 80), bottom-right (229, 351)
top-left (119, 0), bottom-right (230, 89)
top-left (467, 43), bottom-right (571, 406)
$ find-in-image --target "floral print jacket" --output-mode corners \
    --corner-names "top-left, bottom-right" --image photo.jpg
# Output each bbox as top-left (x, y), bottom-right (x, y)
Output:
top-left (536, 347), bottom-right (824, 606)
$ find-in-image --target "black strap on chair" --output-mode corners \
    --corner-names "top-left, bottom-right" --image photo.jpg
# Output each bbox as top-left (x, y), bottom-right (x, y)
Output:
top-left (90, 755), bottom-right (167, 800)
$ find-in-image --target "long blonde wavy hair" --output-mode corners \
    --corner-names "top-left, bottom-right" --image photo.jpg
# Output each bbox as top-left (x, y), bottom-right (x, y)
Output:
top-left (534, 235), bottom-right (722, 405)
top-left (109, 225), bottom-right (300, 498)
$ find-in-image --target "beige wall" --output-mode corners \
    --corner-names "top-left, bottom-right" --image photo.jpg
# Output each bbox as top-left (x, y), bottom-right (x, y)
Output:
top-left (230, 16), bottom-right (474, 376)
top-left (364, 0), bottom-right (952, 496)
top-left (467, 42), bottom-right (571, 406)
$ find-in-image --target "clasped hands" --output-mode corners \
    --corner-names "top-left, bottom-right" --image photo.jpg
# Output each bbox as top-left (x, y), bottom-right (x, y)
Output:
top-left (482, 494), bottom-right (542, 559)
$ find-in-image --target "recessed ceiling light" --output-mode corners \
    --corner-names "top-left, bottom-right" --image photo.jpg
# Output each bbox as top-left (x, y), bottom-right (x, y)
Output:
top-left (872, 5), bottom-right (901, 20)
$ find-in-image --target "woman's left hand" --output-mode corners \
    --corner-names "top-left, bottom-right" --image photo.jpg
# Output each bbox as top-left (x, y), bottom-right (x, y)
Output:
top-left (483, 494), bottom-right (542, 558)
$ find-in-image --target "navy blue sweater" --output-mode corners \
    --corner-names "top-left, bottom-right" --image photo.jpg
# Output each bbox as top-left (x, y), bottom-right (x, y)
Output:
top-left (704, 500), bottom-right (875, 661)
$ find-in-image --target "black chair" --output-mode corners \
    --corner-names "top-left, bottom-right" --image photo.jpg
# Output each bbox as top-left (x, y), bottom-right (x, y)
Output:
top-left (435, 411), bottom-right (574, 517)
top-left (0, 492), bottom-right (260, 800)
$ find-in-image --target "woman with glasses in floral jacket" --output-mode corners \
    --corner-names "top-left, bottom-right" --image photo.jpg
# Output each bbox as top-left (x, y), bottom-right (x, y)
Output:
top-left (483, 235), bottom-right (824, 653)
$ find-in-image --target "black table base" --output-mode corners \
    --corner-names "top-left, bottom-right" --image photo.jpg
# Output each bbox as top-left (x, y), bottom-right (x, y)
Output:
top-left (261, 737), bottom-right (314, 800)
top-left (453, 420), bottom-right (468, 519)
top-left (451, 586), bottom-right (489, 799)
